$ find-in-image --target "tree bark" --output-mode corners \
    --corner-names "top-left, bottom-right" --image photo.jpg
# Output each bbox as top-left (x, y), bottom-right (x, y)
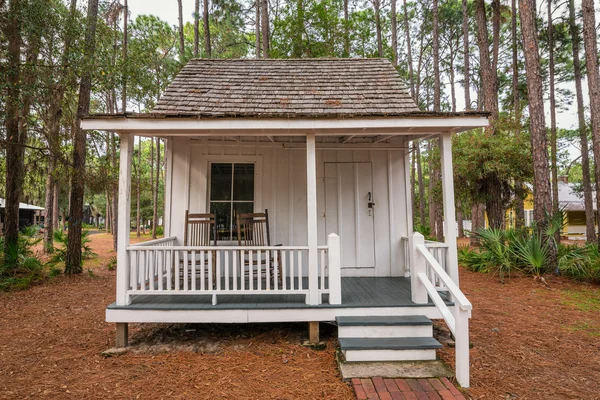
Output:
top-left (512, 0), bottom-right (525, 229)
top-left (122, 0), bottom-right (128, 113)
top-left (177, 0), bottom-right (185, 58)
top-left (403, 0), bottom-right (415, 99)
top-left (474, 0), bottom-right (498, 120)
top-left (432, 0), bottom-right (440, 112)
top-left (519, 0), bottom-right (555, 268)
top-left (66, 0), bottom-right (100, 274)
top-left (43, 0), bottom-right (78, 253)
top-left (569, 0), bottom-right (596, 243)
top-left (255, 0), bottom-right (261, 57)
top-left (391, 0), bottom-right (397, 66)
top-left (204, 0), bottom-right (211, 58)
top-left (581, 0), bottom-right (600, 247)
top-left (292, 0), bottom-right (304, 57)
top-left (343, 0), bottom-right (349, 57)
top-left (261, 0), bottom-right (269, 58)
top-left (53, 184), bottom-right (59, 230)
top-left (194, 0), bottom-right (200, 57)
top-left (548, 0), bottom-right (559, 223)
top-left (3, 0), bottom-right (24, 260)
top-left (462, 0), bottom-right (471, 110)
top-left (373, 0), bottom-right (383, 57)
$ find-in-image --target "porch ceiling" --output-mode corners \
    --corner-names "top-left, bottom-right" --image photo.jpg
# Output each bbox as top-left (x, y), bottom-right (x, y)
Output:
top-left (81, 113), bottom-right (489, 138)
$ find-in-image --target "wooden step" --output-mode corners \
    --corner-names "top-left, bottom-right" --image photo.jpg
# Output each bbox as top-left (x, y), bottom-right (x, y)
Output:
top-left (337, 315), bottom-right (433, 338)
top-left (340, 337), bottom-right (442, 363)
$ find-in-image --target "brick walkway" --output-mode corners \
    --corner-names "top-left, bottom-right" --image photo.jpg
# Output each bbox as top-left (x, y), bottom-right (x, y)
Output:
top-left (352, 377), bottom-right (466, 400)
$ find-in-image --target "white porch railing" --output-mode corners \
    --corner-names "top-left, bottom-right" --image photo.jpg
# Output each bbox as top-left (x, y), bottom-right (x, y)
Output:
top-left (401, 237), bottom-right (450, 278)
top-left (408, 232), bottom-right (472, 388)
top-left (123, 234), bottom-right (342, 306)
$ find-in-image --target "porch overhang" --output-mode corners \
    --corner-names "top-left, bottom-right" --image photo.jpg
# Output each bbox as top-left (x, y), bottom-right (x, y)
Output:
top-left (81, 113), bottom-right (489, 137)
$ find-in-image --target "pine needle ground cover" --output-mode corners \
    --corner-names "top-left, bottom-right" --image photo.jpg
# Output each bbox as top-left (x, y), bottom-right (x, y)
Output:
top-left (1, 233), bottom-right (599, 399)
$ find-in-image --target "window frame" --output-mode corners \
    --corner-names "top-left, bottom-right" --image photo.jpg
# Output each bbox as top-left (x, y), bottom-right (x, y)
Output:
top-left (206, 159), bottom-right (261, 243)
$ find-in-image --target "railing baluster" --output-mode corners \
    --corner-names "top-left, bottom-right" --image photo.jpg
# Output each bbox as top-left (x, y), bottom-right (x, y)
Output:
top-left (256, 250), bottom-right (262, 290)
top-left (200, 250), bottom-right (205, 291)
top-left (288, 250), bottom-right (294, 290)
top-left (131, 250), bottom-right (137, 291)
top-left (158, 250), bottom-right (164, 291)
top-left (183, 251), bottom-right (188, 291)
top-left (191, 250), bottom-right (196, 291)
top-left (241, 250), bottom-right (245, 291)
top-left (216, 250), bottom-right (221, 291)
top-left (233, 250), bottom-right (238, 291)
top-left (249, 250), bottom-right (253, 291)
top-left (266, 250), bottom-right (271, 290)
top-left (208, 250), bottom-right (213, 289)
top-left (281, 250), bottom-right (287, 291)
top-left (298, 250), bottom-right (303, 290)
top-left (224, 250), bottom-right (229, 291)
top-left (320, 249), bottom-right (326, 290)
top-left (273, 250), bottom-right (279, 291)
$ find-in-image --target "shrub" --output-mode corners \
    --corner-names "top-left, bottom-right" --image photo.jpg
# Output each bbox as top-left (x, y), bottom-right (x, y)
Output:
top-left (0, 228), bottom-right (45, 291)
top-left (47, 229), bottom-right (97, 268)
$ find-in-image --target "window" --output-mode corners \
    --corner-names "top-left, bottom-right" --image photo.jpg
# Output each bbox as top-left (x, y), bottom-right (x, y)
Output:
top-left (209, 163), bottom-right (255, 241)
top-left (525, 210), bottom-right (534, 227)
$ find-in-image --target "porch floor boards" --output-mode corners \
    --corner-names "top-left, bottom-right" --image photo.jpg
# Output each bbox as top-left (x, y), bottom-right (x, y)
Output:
top-left (108, 277), bottom-right (448, 310)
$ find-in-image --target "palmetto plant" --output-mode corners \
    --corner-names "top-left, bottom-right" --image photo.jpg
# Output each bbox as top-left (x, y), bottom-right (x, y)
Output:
top-left (0, 227), bottom-right (44, 291)
top-left (48, 230), bottom-right (96, 268)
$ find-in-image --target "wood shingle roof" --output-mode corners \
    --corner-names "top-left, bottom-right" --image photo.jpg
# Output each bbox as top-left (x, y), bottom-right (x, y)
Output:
top-left (151, 58), bottom-right (420, 118)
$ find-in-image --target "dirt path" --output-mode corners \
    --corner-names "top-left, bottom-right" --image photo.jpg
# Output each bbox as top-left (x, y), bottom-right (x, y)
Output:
top-left (2, 232), bottom-right (599, 399)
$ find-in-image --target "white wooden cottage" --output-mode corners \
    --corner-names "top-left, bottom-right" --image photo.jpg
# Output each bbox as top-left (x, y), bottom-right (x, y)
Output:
top-left (83, 59), bottom-right (488, 387)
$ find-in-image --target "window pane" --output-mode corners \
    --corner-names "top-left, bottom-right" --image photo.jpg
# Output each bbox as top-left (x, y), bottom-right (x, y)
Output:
top-left (210, 163), bottom-right (232, 201)
top-left (210, 202), bottom-right (232, 241)
top-left (232, 202), bottom-right (254, 240)
top-left (233, 164), bottom-right (254, 201)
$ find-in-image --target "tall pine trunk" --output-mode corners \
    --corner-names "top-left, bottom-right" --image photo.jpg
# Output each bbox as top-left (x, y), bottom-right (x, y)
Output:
top-left (343, 0), bottom-right (349, 57)
top-left (204, 0), bottom-right (211, 57)
top-left (569, 0), bottom-right (596, 243)
top-left (548, 0), bottom-right (559, 223)
top-left (581, 0), bottom-right (600, 247)
top-left (65, 0), bottom-right (100, 274)
top-left (512, 0), bottom-right (525, 228)
top-left (519, 0), bottom-right (556, 269)
top-left (255, 0), bottom-right (261, 57)
top-left (391, 0), bottom-right (397, 66)
top-left (403, 0), bottom-right (415, 99)
top-left (373, 0), bottom-right (382, 57)
top-left (3, 0), bottom-right (24, 260)
top-left (194, 0), bottom-right (200, 57)
top-left (177, 0), bottom-right (185, 58)
top-left (462, 0), bottom-right (471, 110)
top-left (261, 0), bottom-right (269, 58)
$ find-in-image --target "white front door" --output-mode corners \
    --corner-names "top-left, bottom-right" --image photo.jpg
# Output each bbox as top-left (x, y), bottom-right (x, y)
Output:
top-left (324, 162), bottom-right (376, 276)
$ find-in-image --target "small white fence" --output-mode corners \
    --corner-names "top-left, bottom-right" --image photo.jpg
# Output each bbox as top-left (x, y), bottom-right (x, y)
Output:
top-left (122, 234), bottom-right (341, 306)
top-left (407, 232), bottom-right (472, 388)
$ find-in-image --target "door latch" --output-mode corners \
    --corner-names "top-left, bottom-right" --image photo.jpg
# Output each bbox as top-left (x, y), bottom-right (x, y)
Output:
top-left (368, 192), bottom-right (375, 215)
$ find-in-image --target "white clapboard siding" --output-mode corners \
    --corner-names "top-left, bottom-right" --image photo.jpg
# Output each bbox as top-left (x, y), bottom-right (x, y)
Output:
top-left (167, 138), bottom-right (410, 278)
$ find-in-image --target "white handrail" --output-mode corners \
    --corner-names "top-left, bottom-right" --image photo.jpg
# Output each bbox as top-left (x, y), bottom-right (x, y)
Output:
top-left (126, 244), bottom-right (310, 251)
top-left (416, 243), bottom-right (472, 311)
top-left (408, 232), bottom-right (471, 388)
top-left (417, 272), bottom-right (456, 333)
top-left (130, 236), bottom-right (177, 247)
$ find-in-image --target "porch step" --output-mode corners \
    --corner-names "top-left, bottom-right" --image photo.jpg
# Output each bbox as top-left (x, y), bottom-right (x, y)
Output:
top-left (337, 316), bottom-right (432, 338)
top-left (336, 315), bottom-right (441, 363)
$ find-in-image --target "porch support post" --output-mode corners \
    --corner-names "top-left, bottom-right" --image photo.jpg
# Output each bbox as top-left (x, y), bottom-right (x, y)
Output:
top-left (306, 133), bottom-right (319, 305)
top-left (409, 232), bottom-right (428, 304)
top-left (115, 323), bottom-right (128, 348)
top-left (116, 133), bottom-right (134, 306)
top-left (440, 132), bottom-right (459, 285)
